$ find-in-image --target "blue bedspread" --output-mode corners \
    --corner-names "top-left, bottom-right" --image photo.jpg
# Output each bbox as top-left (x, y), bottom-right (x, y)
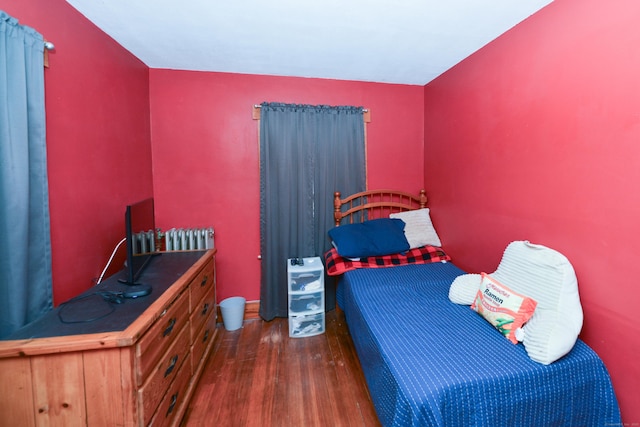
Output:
top-left (340, 262), bottom-right (621, 427)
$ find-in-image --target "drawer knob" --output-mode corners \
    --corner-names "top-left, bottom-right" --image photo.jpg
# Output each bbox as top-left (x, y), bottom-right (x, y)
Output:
top-left (163, 318), bottom-right (176, 337)
top-left (202, 329), bottom-right (210, 343)
top-left (164, 354), bottom-right (179, 378)
top-left (166, 392), bottom-right (178, 417)
top-left (201, 303), bottom-right (209, 316)
top-left (200, 275), bottom-right (208, 287)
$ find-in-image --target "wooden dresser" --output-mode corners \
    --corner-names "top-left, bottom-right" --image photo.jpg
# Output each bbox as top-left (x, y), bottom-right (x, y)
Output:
top-left (0, 249), bottom-right (217, 427)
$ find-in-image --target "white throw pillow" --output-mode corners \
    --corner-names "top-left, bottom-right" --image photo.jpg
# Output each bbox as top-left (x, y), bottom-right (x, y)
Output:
top-left (490, 241), bottom-right (583, 365)
top-left (449, 273), bottom-right (482, 305)
top-left (389, 208), bottom-right (442, 248)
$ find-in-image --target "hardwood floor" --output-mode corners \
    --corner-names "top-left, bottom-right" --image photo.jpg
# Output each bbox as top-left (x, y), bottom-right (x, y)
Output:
top-left (182, 310), bottom-right (381, 427)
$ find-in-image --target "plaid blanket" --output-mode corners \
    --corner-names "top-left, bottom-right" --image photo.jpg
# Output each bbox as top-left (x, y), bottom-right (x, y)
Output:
top-left (325, 246), bottom-right (451, 276)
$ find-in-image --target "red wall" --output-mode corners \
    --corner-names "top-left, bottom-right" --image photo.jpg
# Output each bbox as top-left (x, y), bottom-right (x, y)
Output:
top-left (149, 70), bottom-right (425, 302)
top-left (423, 0), bottom-right (639, 421)
top-left (0, 0), bottom-right (153, 304)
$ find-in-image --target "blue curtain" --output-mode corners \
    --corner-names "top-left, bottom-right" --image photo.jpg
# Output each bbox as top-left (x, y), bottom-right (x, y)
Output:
top-left (0, 11), bottom-right (53, 338)
top-left (259, 103), bottom-right (366, 320)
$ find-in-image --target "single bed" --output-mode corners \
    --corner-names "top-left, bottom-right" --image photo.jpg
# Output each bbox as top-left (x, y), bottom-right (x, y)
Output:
top-left (326, 189), bottom-right (621, 427)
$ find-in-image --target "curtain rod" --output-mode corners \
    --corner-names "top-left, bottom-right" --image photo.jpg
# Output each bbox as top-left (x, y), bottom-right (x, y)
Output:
top-left (44, 41), bottom-right (54, 50)
top-left (253, 104), bottom-right (368, 113)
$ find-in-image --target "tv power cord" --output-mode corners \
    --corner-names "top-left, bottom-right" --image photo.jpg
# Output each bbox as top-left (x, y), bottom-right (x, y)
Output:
top-left (57, 291), bottom-right (124, 324)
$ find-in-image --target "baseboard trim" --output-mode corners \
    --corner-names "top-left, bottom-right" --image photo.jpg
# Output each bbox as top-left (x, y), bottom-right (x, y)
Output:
top-left (217, 300), bottom-right (260, 323)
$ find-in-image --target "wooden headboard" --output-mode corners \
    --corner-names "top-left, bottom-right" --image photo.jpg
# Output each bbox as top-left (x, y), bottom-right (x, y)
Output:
top-left (333, 189), bottom-right (427, 226)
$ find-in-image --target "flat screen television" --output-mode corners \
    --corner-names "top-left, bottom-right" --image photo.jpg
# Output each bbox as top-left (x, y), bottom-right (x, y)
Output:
top-left (118, 197), bottom-right (156, 297)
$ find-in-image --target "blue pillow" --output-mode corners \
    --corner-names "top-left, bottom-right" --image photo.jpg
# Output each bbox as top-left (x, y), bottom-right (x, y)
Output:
top-left (327, 218), bottom-right (409, 258)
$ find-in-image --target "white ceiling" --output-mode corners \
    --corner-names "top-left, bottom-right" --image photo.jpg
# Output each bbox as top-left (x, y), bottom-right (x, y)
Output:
top-left (65, 0), bottom-right (552, 86)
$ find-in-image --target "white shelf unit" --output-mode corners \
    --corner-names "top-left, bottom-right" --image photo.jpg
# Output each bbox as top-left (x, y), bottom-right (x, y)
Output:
top-left (287, 257), bottom-right (325, 337)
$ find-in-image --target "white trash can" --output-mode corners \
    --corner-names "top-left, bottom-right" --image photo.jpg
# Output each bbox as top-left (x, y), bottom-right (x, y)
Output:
top-left (219, 296), bottom-right (246, 331)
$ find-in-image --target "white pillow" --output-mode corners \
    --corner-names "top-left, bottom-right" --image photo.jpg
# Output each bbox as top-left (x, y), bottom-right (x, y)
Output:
top-left (449, 273), bottom-right (481, 305)
top-left (490, 241), bottom-right (583, 365)
top-left (389, 208), bottom-right (442, 248)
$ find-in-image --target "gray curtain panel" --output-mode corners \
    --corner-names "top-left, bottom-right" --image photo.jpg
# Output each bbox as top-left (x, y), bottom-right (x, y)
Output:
top-left (259, 103), bottom-right (365, 320)
top-left (0, 11), bottom-right (53, 338)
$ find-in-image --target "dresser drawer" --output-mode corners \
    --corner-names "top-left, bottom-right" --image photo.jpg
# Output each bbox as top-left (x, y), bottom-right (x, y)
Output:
top-left (190, 285), bottom-right (215, 338)
top-left (136, 290), bottom-right (190, 385)
top-left (148, 355), bottom-right (192, 427)
top-left (139, 323), bottom-right (190, 426)
top-left (191, 308), bottom-right (216, 374)
top-left (189, 259), bottom-right (214, 312)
